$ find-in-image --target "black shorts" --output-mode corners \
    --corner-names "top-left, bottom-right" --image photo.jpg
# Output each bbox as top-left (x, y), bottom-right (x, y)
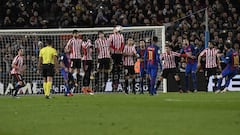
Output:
top-left (82, 60), bottom-right (92, 71)
top-left (98, 58), bottom-right (111, 70)
top-left (124, 66), bottom-right (135, 76)
top-left (111, 54), bottom-right (122, 66)
top-left (70, 59), bottom-right (81, 69)
top-left (42, 64), bottom-right (55, 77)
top-left (11, 74), bottom-right (24, 83)
top-left (161, 68), bottom-right (179, 78)
top-left (205, 67), bottom-right (217, 78)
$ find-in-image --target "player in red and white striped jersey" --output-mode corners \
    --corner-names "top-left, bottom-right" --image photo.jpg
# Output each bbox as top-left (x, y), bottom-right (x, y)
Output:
top-left (82, 39), bottom-right (92, 61)
top-left (95, 31), bottom-right (111, 59)
top-left (65, 30), bottom-right (83, 84)
top-left (65, 31), bottom-right (83, 59)
top-left (95, 31), bottom-right (111, 91)
top-left (10, 48), bottom-right (25, 98)
top-left (160, 50), bottom-right (181, 69)
top-left (109, 26), bottom-right (124, 55)
top-left (123, 37), bottom-right (138, 94)
top-left (198, 42), bottom-right (219, 69)
top-left (155, 44), bottom-right (190, 93)
top-left (198, 41), bottom-right (221, 91)
top-left (81, 39), bottom-right (94, 94)
top-left (109, 26), bottom-right (125, 90)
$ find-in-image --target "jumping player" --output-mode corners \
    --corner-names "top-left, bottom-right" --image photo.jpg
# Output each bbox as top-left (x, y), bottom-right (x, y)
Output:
top-left (65, 30), bottom-right (83, 85)
top-left (95, 31), bottom-right (111, 91)
top-left (109, 26), bottom-right (124, 91)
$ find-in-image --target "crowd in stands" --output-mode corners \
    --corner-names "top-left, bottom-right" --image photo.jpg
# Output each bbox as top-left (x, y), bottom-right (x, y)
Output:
top-left (0, 0), bottom-right (240, 80)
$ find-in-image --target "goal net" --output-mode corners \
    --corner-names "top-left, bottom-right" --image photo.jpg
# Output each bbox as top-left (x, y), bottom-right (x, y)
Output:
top-left (0, 26), bottom-right (166, 95)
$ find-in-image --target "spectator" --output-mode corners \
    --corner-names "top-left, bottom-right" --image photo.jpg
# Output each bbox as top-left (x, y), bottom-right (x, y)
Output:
top-left (31, 55), bottom-right (37, 72)
top-left (234, 33), bottom-right (240, 45)
top-left (29, 11), bottom-right (42, 27)
top-left (0, 0), bottom-right (239, 57)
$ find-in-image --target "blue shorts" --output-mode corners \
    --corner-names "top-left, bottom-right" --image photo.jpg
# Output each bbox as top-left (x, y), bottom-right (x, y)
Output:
top-left (185, 62), bottom-right (197, 74)
top-left (221, 65), bottom-right (238, 77)
top-left (140, 67), bottom-right (146, 77)
top-left (61, 68), bottom-right (68, 81)
top-left (147, 64), bottom-right (158, 78)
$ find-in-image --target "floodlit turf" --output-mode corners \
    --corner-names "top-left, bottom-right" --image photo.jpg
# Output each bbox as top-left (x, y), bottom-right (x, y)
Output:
top-left (0, 92), bottom-right (240, 135)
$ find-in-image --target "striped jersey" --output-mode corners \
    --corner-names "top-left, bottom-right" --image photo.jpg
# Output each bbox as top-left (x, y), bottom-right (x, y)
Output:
top-left (65, 37), bottom-right (83, 59)
top-left (82, 40), bottom-right (93, 60)
top-left (123, 45), bottom-right (137, 66)
top-left (109, 33), bottom-right (124, 54)
top-left (11, 55), bottom-right (24, 74)
top-left (95, 37), bottom-right (111, 59)
top-left (144, 45), bottom-right (160, 66)
top-left (199, 48), bottom-right (219, 68)
top-left (160, 51), bottom-right (181, 69)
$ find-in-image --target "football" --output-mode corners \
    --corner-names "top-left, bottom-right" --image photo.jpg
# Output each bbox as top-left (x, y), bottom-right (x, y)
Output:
top-left (115, 25), bottom-right (122, 32)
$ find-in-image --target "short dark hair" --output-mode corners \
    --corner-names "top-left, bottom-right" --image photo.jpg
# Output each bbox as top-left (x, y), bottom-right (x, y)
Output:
top-left (210, 40), bottom-right (217, 46)
top-left (73, 30), bottom-right (78, 34)
top-left (139, 39), bottom-right (145, 43)
top-left (46, 39), bottom-right (52, 45)
top-left (153, 36), bottom-right (158, 42)
top-left (16, 47), bottom-right (23, 53)
top-left (128, 36), bottom-right (133, 40)
top-left (165, 44), bottom-right (173, 49)
top-left (98, 31), bottom-right (104, 34)
top-left (225, 40), bottom-right (232, 49)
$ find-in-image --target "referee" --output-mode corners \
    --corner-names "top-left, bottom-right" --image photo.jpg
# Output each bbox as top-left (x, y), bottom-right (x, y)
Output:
top-left (37, 39), bottom-right (58, 99)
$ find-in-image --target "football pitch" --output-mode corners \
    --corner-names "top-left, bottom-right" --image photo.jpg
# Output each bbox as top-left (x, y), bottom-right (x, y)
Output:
top-left (0, 92), bottom-right (240, 135)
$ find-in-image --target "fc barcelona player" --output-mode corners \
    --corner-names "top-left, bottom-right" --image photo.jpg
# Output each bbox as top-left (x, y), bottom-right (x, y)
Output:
top-left (216, 41), bottom-right (239, 93)
top-left (144, 36), bottom-right (161, 95)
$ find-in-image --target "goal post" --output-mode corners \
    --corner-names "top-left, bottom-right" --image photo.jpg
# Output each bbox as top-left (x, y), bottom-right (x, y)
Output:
top-left (0, 26), bottom-right (166, 95)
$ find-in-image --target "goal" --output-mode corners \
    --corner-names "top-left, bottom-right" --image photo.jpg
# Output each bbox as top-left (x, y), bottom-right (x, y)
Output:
top-left (0, 26), bottom-right (166, 95)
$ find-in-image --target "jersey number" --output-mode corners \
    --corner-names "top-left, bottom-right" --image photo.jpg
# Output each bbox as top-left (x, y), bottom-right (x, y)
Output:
top-left (148, 50), bottom-right (154, 60)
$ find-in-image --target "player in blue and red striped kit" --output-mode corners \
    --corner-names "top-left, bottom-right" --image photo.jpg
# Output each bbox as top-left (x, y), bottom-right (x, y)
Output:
top-left (144, 36), bottom-right (161, 95)
top-left (216, 41), bottom-right (239, 93)
top-left (137, 39), bottom-right (150, 94)
top-left (181, 39), bottom-right (199, 92)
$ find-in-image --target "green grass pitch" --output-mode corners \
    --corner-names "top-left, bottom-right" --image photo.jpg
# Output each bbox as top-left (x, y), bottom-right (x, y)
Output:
top-left (0, 92), bottom-right (240, 135)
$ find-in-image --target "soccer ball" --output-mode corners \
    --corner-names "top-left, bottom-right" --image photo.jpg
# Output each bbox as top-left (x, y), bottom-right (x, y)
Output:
top-left (38, 41), bottom-right (43, 46)
top-left (114, 25), bottom-right (122, 32)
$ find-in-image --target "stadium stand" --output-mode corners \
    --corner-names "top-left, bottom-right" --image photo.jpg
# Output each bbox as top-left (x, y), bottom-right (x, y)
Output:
top-left (0, 0), bottom-right (239, 47)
